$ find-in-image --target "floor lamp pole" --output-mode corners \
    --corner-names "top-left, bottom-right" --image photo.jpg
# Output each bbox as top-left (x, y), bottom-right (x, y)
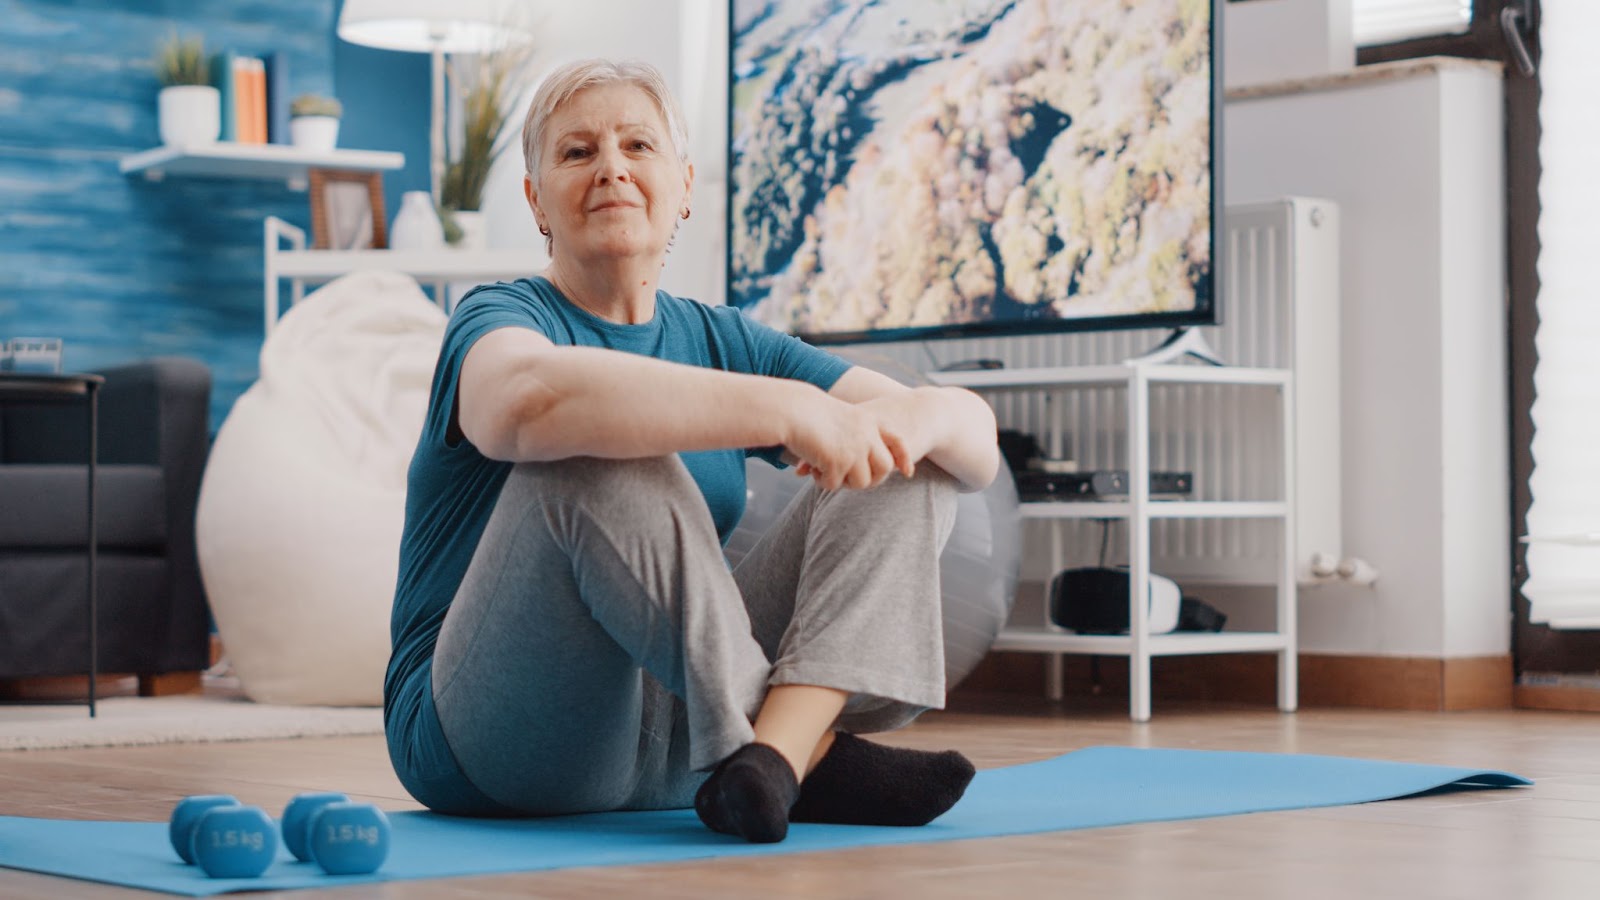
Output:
top-left (430, 43), bottom-right (445, 204)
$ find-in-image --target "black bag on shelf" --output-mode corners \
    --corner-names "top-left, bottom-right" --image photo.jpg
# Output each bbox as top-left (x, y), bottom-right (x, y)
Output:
top-left (997, 429), bottom-right (1044, 474)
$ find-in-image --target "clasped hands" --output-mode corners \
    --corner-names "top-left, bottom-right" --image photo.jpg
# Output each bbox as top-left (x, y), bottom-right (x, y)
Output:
top-left (785, 388), bottom-right (940, 492)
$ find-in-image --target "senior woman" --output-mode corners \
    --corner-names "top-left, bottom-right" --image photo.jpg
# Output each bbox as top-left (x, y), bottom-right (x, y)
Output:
top-left (384, 58), bottom-right (1001, 844)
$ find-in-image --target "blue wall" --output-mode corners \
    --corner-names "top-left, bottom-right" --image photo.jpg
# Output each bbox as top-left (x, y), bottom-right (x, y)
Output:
top-left (0, 0), bottom-right (428, 430)
top-left (333, 1), bottom-right (430, 223)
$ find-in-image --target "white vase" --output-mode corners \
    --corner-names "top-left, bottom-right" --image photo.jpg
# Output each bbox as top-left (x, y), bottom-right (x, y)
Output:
top-left (289, 116), bottom-right (340, 153)
top-left (453, 210), bottom-right (488, 251)
top-left (390, 191), bottom-right (444, 251)
top-left (158, 85), bottom-right (220, 147)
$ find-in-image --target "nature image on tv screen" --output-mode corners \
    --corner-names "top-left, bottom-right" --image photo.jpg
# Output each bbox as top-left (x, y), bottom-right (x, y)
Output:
top-left (728, 0), bottom-right (1214, 342)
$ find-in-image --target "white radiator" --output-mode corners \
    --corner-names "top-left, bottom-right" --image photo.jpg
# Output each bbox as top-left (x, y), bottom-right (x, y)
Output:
top-left (861, 197), bottom-right (1342, 586)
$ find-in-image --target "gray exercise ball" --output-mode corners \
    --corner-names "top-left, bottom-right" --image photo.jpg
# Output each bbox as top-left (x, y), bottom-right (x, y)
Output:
top-left (725, 351), bottom-right (1022, 689)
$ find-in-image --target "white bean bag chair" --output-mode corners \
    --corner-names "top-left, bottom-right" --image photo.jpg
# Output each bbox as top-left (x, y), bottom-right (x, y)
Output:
top-left (197, 271), bottom-right (446, 705)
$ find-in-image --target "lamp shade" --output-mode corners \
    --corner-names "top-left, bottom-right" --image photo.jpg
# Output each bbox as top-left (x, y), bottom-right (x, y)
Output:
top-left (337, 0), bottom-right (532, 54)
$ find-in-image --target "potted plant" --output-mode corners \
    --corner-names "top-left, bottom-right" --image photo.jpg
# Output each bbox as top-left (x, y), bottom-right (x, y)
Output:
top-left (289, 94), bottom-right (343, 153)
top-left (440, 44), bottom-right (532, 249)
top-left (154, 31), bottom-right (219, 147)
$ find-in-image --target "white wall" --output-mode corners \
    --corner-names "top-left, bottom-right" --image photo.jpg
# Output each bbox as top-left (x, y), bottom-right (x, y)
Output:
top-left (480, 0), bottom-right (725, 305)
top-left (1225, 63), bottom-right (1509, 658)
top-left (1224, 0), bottom-right (1355, 89)
top-left (1435, 70), bottom-right (1514, 655)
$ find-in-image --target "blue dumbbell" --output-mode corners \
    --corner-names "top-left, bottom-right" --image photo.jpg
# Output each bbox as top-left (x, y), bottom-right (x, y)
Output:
top-left (307, 801), bottom-right (391, 875)
top-left (192, 805), bottom-right (279, 879)
top-left (281, 792), bottom-right (349, 862)
top-left (169, 795), bottom-right (240, 864)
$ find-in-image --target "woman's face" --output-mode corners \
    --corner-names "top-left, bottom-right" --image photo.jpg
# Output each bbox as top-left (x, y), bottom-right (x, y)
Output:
top-left (526, 83), bottom-right (693, 265)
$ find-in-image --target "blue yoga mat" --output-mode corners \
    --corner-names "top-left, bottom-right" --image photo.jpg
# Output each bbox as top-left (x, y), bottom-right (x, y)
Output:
top-left (0, 747), bottom-right (1529, 896)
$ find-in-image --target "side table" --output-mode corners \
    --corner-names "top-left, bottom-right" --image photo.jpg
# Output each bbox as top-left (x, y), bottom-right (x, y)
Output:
top-left (0, 372), bottom-right (105, 716)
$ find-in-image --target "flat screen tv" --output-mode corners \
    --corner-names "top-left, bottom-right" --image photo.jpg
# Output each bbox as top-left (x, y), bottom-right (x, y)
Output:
top-left (727, 0), bottom-right (1221, 345)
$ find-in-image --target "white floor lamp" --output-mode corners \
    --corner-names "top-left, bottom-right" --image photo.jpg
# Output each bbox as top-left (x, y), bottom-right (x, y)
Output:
top-left (336, 0), bottom-right (532, 203)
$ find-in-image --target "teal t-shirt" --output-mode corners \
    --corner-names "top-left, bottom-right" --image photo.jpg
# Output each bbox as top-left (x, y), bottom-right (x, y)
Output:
top-left (384, 275), bottom-right (852, 813)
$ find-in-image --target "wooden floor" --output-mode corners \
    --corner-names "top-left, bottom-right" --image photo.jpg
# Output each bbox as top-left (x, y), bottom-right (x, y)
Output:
top-left (3, 693), bottom-right (1599, 899)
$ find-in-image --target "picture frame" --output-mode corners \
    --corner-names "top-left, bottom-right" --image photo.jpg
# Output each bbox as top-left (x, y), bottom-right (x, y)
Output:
top-left (308, 168), bottom-right (388, 250)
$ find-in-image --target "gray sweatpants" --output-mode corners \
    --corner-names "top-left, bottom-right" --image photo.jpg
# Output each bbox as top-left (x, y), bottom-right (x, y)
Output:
top-left (430, 455), bottom-right (959, 816)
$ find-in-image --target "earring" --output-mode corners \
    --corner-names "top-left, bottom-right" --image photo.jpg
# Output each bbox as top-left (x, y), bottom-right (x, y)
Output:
top-left (538, 224), bottom-right (550, 236)
top-left (680, 207), bottom-right (691, 221)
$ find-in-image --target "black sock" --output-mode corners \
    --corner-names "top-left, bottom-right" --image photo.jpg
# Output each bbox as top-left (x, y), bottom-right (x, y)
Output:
top-left (693, 743), bottom-right (799, 843)
top-left (789, 732), bottom-right (976, 827)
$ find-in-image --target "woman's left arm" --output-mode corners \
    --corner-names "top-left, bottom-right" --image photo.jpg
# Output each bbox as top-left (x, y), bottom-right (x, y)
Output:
top-left (826, 367), bottom-right (1000, 492)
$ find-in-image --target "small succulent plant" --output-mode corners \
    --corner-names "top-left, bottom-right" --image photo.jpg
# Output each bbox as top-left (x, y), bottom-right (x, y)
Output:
top-left (290, 94), bottom-right (344, 119)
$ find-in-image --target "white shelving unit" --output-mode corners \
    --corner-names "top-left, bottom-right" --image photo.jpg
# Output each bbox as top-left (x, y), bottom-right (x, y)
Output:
top-left (263, 217), bottom-right (536, 336)
top-left (119, 143), bottom-right (405, 190)
top-left (928, 362), bottom-right (1298, 721)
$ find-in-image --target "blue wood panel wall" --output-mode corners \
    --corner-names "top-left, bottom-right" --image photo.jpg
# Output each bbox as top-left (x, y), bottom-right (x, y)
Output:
top-left (0, 0), bottom-right (424, 430)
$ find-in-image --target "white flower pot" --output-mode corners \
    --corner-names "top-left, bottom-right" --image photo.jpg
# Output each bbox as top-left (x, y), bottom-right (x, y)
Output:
top-left (158, 85), bottom-right (220, 147)
top-left (453, 210), bottom-right (488, 251)
top-left (390, 191), bottom-right (444, 251)
top-left (290, 116), bottom-right (340, 153)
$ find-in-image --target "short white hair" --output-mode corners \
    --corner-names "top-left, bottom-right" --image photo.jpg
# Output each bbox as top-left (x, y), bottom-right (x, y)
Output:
top-left (521, 58), bottom-right (690, 180)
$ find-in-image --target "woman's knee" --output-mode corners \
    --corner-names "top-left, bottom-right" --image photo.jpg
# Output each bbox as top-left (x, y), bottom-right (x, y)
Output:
top-left (509, 455), bottom-right (698, 513)
top-left (874, 464), bottom-right (960, 519)
top-left (506, 455), bottom-right (723, 557)
top-left (805, 466), bottom-right (959, 551)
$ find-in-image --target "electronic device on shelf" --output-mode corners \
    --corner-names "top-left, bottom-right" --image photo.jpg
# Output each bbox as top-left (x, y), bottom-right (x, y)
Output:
top-left (1048, 567), bottom-right (1228, 635)
top-left (1015, 470), bottom-right (1194, 502)
top-left (938, 358), bottom-right (1006, 372)
top-left (1, 337), bottom-right (64, 374)
top-left (1049, 567), bottom-right (1184, 635)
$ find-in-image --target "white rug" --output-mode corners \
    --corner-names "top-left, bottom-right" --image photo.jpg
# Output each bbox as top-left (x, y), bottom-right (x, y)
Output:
top-left (0, 693), bottom-right (384, 751)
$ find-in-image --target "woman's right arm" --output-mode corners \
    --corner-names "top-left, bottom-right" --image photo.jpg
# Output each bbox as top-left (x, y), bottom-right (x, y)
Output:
top-left (457, 326), bottom-right (896, 489)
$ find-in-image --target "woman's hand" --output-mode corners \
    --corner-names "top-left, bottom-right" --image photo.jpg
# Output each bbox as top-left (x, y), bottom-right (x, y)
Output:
top-left (784, 387), bottom-right (899, 491)
top-left (856, 388), bottom-right (941, 479)
top-left (823, 369), bottom-right (1001, 493)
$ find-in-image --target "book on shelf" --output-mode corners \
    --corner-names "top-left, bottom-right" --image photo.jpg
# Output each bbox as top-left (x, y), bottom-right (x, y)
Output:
top-left (236, 56), bottom-right (255, 143)
top-left (208, 51), bottom-right (269, 144)
top-left (264, 51), bottom-right (289, 144)
top-left (240, 56), bottom-right (267, 144)
top-left (210, 51), bottom-right (237, 141)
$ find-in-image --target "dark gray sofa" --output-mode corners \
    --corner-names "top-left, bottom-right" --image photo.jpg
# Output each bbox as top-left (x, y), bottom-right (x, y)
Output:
top-left (0, 357), bottom-right (212, 687)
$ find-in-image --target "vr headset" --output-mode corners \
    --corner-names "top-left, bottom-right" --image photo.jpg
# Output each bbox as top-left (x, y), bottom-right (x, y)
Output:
top-left (1048, 567), bottom-right (1226, 635)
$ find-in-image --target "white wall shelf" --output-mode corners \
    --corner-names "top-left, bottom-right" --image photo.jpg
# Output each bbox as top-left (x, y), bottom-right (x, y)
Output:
top-left (930, 362), bottom-right (1299, 722)
top-left (272, 248), bottom-right (534, 282)
top-left (119, 143), bottom-right (405, 190)
top-left (1017, 501), bottom-right (1291, 520)
top-left (263, 217), bottom-right (534, 335)
top-left (932, 364), bottom-right (1293, 390)
top-left (993, 630), bottom-right (1290, 657)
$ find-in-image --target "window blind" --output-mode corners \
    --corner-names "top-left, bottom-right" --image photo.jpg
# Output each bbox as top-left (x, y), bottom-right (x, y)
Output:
top-left (1525, 0), bottom-right (1600, 630)
top-left (1351, 0), bottom-right (1472, 46)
